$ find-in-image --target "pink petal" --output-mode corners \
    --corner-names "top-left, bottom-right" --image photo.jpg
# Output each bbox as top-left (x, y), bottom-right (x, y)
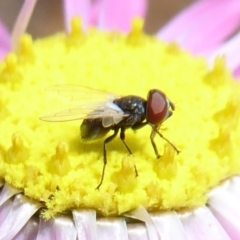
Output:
top-left (89, 0), bottom-right (101, 26)
top-left (0, 20), bottom-right (11, 59)
top-left (180, 207), bottom-right (230, 240)
top-left (151, 211), bottom-right (187, 240)
top-left (208, 179), bottom-right (240, 239)
top-left (98, 0), bottom-right (147, 32)
top-left (36, 216), bottom-right (77, 240)
top-left (72, 209), bottom-right (97, 240)
top-left (11, 0), bottom-right (37, 51)
top-left (209, 31), bottom-right (240, 76)
top-left (233, 65), bottom-right (240, 78)
top-left (157, 0), bottom-right (240, 54)
top-left (0, 194), bottom-right (41, 239)
top-left (63, 0), bottom-right (91, 32)
top-left (158, 0), bottom-right (215, 40)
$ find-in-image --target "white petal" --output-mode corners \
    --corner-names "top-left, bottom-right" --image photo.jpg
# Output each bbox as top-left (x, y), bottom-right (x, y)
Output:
top-left (12, 217), bottom-right (39, 240)
top-left (208, 178), bottom-right (240, 239)
top-left (180, 207), bottom-right (230, 240)
top-left (128, 223), bottom-right (149, 240)
top-left (151, 211), bottom-right (186, 240)
top-left (0, 183), bottom-right (21, 206)
top-left (36, 216), bottom-right (77, 240)
top-left (0, 194), bottom-right (41, 239)
top-left (72, 209), bottom-right (97, 240)
top-left (0, 199), bottom-right (13, 225)
top-left (124, 206), bottom-right (160, 240)
top-left (97, 217), bottom-right (128, 240)
top-left (225, 175), bottom-right (240, 200)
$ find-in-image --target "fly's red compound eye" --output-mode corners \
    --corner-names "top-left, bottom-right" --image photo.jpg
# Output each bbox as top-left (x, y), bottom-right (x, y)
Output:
top-left (146, 89), bottom-right (169, 125)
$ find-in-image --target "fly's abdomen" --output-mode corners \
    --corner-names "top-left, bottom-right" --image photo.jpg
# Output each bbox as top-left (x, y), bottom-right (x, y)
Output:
top-left (80, 118), bottom-right (110, 142)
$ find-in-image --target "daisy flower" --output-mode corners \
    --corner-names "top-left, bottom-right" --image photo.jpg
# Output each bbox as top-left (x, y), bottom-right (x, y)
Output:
top-left (0, 0), bottom-right (240, 239)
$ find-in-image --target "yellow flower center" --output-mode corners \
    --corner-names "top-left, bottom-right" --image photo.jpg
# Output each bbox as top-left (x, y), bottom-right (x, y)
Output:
top-left (0, 18), bottom-right (240, 219)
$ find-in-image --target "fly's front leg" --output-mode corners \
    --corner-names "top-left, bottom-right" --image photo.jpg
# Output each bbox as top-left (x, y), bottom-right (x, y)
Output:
top-left (132, 121), bottom-right (161, 158)
top-left (150, 128), bottom-right (161, 159)
top-left (120, 128), bottom-right (138, 177)
top-left (96, 128), bottom-right (119, 190)
top-left (151, 125), bottom-right (180, 154)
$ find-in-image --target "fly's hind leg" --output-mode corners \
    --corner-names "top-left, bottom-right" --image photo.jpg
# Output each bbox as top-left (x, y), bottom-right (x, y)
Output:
top-left (96, 128), bottom-right (119, 190)
top-left (120, 128), bottom-right (138, 177)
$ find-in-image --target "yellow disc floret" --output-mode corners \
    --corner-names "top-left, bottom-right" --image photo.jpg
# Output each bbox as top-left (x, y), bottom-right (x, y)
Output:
top-left (0, 18), bottom-right (240, 219)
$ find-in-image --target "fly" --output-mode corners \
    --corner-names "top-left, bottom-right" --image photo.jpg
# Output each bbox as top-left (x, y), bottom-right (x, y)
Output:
top-left (40, 85), bottom-right (180, 189)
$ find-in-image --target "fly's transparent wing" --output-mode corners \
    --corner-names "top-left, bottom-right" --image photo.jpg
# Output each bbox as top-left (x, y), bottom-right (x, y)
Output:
top-left (40, 85), bottom-right (129, 125)
top-left (46, 85), bottom-right (119, 103)
top-left (40, 103), bottom-right (128, 124)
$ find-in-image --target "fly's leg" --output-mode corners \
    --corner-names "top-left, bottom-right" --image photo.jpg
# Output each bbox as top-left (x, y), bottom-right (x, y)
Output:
top-left (120, 128), bottom-right (138, 177)
top-left (151, 126), bottom-right (180, 154)
top-left (120, 128), bottom-right (132, 155)
top-left (132, 121), bottom-right (161, 159)
top-left (150, 129), bottom-right (161, 159)
top-left (96, 128), bottom-right (119, 190)
top-left (132, 121), bottom-right (162, 170)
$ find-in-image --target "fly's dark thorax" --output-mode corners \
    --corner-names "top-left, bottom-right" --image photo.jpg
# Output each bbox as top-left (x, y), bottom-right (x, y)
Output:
top-left (80, 95), bottom-right (146, 142)
top-left (113, 95), bottom-right (146, 127)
